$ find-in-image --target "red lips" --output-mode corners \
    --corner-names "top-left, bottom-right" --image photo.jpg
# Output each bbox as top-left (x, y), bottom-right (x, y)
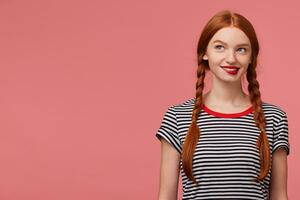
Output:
top-left (221, 65), bottom-right (240, 69)
top-left (221, 65), bottom-right (240, 75)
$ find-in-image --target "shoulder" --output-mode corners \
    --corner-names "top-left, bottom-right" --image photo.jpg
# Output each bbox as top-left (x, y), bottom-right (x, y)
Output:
top-left (261, 101), bottom-right (288, 122)
top-left (170, 97), bottom-right (196, 113)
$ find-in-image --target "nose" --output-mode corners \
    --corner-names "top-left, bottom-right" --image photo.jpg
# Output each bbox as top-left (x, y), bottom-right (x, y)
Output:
top-left (225, 49), bottom-right (237, 64)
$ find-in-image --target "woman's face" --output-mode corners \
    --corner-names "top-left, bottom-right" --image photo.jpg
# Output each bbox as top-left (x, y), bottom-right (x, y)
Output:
top-left (203, 27), bottom-right (252, 83)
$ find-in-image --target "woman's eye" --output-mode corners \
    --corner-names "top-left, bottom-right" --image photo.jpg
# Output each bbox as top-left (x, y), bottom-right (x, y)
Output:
top-left (237, 48), bottom-right (247, 53)
top-left (214, 45), bottom-right (224, 50)
top-left (214, 45), bottom-right (247, 53)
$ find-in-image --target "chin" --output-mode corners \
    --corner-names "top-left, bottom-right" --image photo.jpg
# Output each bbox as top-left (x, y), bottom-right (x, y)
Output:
top-left (217, 73), bottom-right (243, 82)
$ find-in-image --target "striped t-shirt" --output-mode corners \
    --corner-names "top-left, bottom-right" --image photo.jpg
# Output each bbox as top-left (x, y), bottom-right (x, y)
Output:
top-left (156, 97), bottom-right (290, 200)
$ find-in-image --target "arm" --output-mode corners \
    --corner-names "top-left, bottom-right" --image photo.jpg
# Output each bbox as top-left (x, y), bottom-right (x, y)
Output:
top-left (158, 139), bottom-right (181, 200)
top-left (269, 148), bottom-right (289, 200)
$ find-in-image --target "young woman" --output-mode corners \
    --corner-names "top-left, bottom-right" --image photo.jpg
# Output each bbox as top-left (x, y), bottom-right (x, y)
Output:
top-left (155, 10), bottom-right (290, 200)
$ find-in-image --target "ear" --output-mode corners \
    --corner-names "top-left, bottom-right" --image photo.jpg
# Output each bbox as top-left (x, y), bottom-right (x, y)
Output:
top-left (203, 54), bottom-right (208, 60)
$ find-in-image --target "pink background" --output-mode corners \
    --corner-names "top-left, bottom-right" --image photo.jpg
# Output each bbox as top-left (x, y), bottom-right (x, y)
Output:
top-left (0, 0), bottom-right (299, 199)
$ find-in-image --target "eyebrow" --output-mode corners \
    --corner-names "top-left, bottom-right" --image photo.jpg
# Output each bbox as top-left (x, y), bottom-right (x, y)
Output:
top-left (213, 39), bottom-right (250, 47)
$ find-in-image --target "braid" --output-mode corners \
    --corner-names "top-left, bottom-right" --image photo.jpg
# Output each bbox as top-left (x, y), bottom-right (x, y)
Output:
top-left (182, 61), bottom-right (207, 185)
top-left (247, 63), bottom-right (271, 181)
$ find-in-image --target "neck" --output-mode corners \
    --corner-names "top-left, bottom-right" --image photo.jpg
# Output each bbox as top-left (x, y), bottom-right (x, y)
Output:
top-left (204, 76), bottom-right (250, 107)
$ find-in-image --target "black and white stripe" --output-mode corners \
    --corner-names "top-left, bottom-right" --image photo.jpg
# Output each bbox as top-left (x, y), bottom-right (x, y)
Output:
top-left (156, 97), bottom-right (290, 200)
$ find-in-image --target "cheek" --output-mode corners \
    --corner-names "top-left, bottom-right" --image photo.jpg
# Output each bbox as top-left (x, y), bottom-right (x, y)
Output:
top-left (237, 55), bottom-right (251, 65)
top-left (208, 53), bottom-right (224, 64)
top-left (208, 59), bottom-right (221, 69)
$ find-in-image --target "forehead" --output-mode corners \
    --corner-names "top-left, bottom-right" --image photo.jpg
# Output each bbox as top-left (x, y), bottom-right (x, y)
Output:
top-left (209, 27), bottom-right (251, 46)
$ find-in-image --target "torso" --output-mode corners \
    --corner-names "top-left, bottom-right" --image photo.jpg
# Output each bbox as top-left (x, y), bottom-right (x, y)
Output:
top-left (156, 97), bottom-right (290, 199)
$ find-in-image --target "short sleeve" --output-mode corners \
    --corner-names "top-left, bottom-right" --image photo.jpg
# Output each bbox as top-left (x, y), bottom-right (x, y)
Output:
top-left (272, 111), bottom-right (290, 155)
top-left (155, 106), bottom-right (182, 154)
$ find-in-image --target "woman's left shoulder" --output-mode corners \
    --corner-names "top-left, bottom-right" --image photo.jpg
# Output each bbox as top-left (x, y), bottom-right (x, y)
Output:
top-left (261, 101), bottom-right (288, 118)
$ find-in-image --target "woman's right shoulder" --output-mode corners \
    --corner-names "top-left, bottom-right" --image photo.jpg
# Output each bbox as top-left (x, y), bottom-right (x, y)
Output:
top-left (168, 97), bottom-right (196, 112)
